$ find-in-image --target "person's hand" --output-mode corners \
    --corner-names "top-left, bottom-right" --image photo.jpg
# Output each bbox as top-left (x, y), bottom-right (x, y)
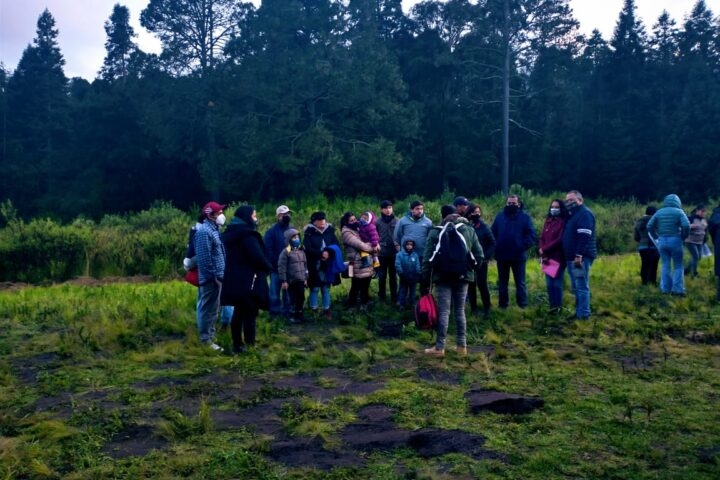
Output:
top-left (281, 281), bottom-right (289, 290)
top-left (321, 251), bottom-right (330, 260)
top-left (573, 255), bottom-right (582, 267)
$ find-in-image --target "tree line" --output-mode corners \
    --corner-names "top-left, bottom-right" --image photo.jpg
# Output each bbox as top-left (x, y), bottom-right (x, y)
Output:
top-left (1, 0), bottom-right (719, 221)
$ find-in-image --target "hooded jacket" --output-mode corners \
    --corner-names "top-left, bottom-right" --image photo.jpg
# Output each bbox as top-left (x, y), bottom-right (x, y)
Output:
top-left (358, 211), bottom-right (380, 247)
top-left (220, 209), bottom-right (273, 308)
top-left (277, 228), bottom-right (308, 283)
top-left (421, 214), bottom-right (484, 284)
top-left (395, 239), bottom-right (421, 281)
top-left (647, 194), bottom-right (690, 239)
top-left (303, 222), bottom-right (340, 287)
top-left (341, 225), bottom-right (376, 279)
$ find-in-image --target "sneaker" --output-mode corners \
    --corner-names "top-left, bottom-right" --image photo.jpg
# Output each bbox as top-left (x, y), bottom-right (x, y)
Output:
top-left (456, 346), bottom-right (467, 356)
top-left (289, 317), bottom-right (301, 324)
top-left (209, 343), bottom-right (224, 352)
top-left (423, 346), bottom-right (445, 357)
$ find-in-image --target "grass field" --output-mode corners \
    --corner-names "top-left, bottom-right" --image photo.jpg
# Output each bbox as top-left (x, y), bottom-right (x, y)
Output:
top-left (1, 254), bottom-right (719, 479)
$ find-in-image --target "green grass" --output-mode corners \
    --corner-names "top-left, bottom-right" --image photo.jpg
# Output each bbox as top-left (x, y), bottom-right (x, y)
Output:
top-left (1, 254), bottom-right (719, 479)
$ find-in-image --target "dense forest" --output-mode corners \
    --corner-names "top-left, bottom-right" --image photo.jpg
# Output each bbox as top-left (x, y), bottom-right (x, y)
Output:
top-left (1, 0), bottom-right (719, 221)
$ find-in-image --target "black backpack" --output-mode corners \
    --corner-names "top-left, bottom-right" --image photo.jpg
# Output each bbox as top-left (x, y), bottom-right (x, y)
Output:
top-left (428, 222), bottom-right (476, 281)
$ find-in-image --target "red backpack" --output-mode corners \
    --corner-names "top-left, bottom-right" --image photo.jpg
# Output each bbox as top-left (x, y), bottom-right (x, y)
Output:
top-left (414, 292), bottom-right (438, 330)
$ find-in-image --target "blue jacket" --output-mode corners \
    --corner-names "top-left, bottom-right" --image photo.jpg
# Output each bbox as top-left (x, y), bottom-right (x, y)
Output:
top-left (263, 221), bottom-right (293, 272)
top-left (195, 219), bottom-right (226, 285)
top-left (393, 212), bottom-right (433, 256)
top-left (395, 246), bottom-right (421, 281)
top-left (647, 194), bottom-right (690, 239)
top-left (562, 204), bottom-right (597, 261)
top-left (491, 209), bottom-right (536, 261)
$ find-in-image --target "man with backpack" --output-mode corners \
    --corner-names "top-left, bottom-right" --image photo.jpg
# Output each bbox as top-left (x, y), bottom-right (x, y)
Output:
top-left (421, 205), bottom-right (484, 357)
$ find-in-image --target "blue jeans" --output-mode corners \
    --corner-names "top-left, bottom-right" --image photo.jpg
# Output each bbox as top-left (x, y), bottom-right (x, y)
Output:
top-left (269, 272), bottom-right (290, 316)
top-left (685, 243), bottom-right (702, 276)
top-left (497, 259), bottom-right (527, 307)
top-left (545, 263), bottom-right (566, 309)
top-left (397, 279), bottom-right (417, 307)
top-left (221, 306), bottom-right (234, 326)
top-left (658, 236), bottom-right (685, 294)
top-left (309, 285), bottom-right (331, 310)
top-left (567, 258), bottom-right (592, 318)
top-left (197, 282), bottom-right (220, 343)
top-left (433, 281), bottom-right (469, 350)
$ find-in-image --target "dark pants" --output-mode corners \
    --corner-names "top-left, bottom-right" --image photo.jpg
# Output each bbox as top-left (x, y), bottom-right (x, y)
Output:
top-left (467, 261), bottom-right (491, 312)
top-left (287, 281), bottom-right (305, 320)
top-left (639, 248), bottom-right (659, 285)
top-left (497, 259), bottom-right (527, 308)
top-left (231, 307), bottom-right (258, 350)
top-left (348, 277), bottom-right (372, 306)
top-left (377, 255), bottom-right (397, 302)
top-left (397, 278), bottom-right (418, 307)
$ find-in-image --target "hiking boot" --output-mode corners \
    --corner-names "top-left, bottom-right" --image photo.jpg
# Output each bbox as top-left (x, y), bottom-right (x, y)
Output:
top-left (323, 309), bottom-right (332, 320)
top-left (456, 346), bottom-right (467, 356)
top-left (423, 346), bottom-right (445, 357)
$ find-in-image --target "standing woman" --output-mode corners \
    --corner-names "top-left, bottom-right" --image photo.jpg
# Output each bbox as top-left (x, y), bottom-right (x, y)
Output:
top-left (539, 199), bottom-right (567, 313)
top-left (340, 212), bottom-right (375, 312)
top-left (465, 203), bottom-right (495, 318)
top-left (303, 211), bottom-right (341, 319)
top-left (685, 205), bottom-right (708, 279)
top-left (708, 204), bottom-right (720, 300)
top-left (221, 205), bottom-right (273, 354)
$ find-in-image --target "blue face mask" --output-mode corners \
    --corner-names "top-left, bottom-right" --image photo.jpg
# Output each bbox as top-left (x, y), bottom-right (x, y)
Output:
top-left (291, 238), bottom-right (301, 248)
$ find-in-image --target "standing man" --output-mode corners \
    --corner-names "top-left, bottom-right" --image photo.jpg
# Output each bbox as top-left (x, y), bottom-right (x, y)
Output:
top-left (264, 205), bottom-right (293, 318)
top-left (394, 200), bottom-right (433, 263)
top-left (375, 200), bottom-right (398, 304)
top-left (195, 201), bottom-right (226, 351)
top-left (491, 194), bottom-right (536, 308)
top-left (708, 203), bottom-right (720, 301)
top-left (562, 190), bottom-right (597, 319)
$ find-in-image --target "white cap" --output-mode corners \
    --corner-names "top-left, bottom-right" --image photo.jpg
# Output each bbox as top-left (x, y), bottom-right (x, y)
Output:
top-left (276, 205), bottom-right (291, 215)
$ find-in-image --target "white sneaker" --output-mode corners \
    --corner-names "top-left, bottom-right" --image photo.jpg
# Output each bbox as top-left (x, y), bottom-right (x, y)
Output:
top-left (209, 343), bottom-right (224, 352)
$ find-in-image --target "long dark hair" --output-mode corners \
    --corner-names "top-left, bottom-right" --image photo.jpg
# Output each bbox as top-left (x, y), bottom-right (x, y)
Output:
top-left (340, 211), bottom-right (356, 228)
top-left (547, 199), bottom-right (567, 219)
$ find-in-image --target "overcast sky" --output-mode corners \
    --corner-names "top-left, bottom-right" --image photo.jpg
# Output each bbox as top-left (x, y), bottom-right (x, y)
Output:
top-left (1, 0), bottom-right (717, 80)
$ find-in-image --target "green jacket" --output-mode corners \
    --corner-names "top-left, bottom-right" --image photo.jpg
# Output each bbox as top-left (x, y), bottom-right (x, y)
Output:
top-left (422, 215), bottom-right (484, 284)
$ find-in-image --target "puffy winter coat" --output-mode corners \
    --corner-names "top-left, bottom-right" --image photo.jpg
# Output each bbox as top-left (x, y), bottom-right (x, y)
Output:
top-left (341, 226), bottom-right (375, 279)
top-left (278, 229), bottom-right (308, 283)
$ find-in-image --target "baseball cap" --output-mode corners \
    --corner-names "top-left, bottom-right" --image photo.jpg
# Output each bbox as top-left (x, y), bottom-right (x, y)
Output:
top-left (276, 205), bottom-right (292, 215)
top-left (202, 201), bottom-right (225, 216)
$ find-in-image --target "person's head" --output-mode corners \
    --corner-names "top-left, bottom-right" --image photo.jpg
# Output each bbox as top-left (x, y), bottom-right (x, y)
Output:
top-left (359, 211), bottom-right (373, 225)
top-left (403, 238), bottom-right (415, 253)
top-left (453, 196), bottom-right (469, 214)
top-left (409, 200), bottom-right (424, 219)
top-left (340, 211), bottom-right (358, 229)
top-left (694, 205), bottom-right (706, 217)
top-left (548, 199), bottom-right (567, 218)
top-left (645, 205), bottom-right (657, 216)
top-left (504, 195), bottom-right (521, 215)
top-left (276, 205), bottom-right (292, 225)
top-left (202, 201), bottom-right (226, 226)
top-left (235, 205), bottom-right (257, 227)
top-left (380, 200), bottom-right (393, 217)
top-left (565, 190), bottom-right (584, 210)
top-left (441, 204), bottom-right (456, 220)
top-left (465, 202), bottom-right (483, 222)
top-left (284, 228), bottom-right (301, 248)
top-left (310, 211), bottom-right (327, 229)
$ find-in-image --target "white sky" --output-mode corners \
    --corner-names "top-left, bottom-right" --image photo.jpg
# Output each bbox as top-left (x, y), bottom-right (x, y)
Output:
top-left (0, 0), bottom-right (717, 80)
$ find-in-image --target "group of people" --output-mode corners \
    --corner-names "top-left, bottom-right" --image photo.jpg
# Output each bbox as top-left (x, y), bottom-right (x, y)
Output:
top-left (634, 195), bottom-right (720, 299)
top-left (185, 189), bottom-right (610, 356)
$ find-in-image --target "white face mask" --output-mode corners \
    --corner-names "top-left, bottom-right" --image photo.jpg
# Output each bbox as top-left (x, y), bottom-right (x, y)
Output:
top-left (215, 213), bottom-right (226, 226)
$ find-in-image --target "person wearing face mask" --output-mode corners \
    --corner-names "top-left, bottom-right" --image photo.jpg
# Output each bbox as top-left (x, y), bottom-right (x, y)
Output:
top-left (491, 195), bottom-right (536, 309)
top-left (341, 211), bottom-right (376, 312)
top-left (539, 199), bottom-right (568, 313)
top-left (465, 203), bottom-right (495, 317)
top-left (562, 190), bottom-right (597, 319)
top-left (277, 229), bottom-right (308, 324)
top-left (303, 211), bottom-right (341, 319)
top-left (221, 205), bottom-right (273, 354)
top-left (263, 205), bottom-right (294, 319)
top-left (194, 201), bottom-right (227, 351)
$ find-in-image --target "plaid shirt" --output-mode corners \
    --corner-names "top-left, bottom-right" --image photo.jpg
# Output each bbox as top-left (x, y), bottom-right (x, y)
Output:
top-left (195, 219), bottom-right (226, 285)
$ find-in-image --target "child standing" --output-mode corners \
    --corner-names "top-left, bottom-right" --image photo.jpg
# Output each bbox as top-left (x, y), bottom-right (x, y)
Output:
top-left (278, 229), bottom-right (308, 323)
top-left (358, 211), bottom-right (381, 268)
top-left (395, 238), bottom-right (421, 309)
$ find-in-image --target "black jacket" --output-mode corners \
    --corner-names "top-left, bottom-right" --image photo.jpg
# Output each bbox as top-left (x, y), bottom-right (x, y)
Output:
top-left (220, 219), bottom-right (272, 308)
